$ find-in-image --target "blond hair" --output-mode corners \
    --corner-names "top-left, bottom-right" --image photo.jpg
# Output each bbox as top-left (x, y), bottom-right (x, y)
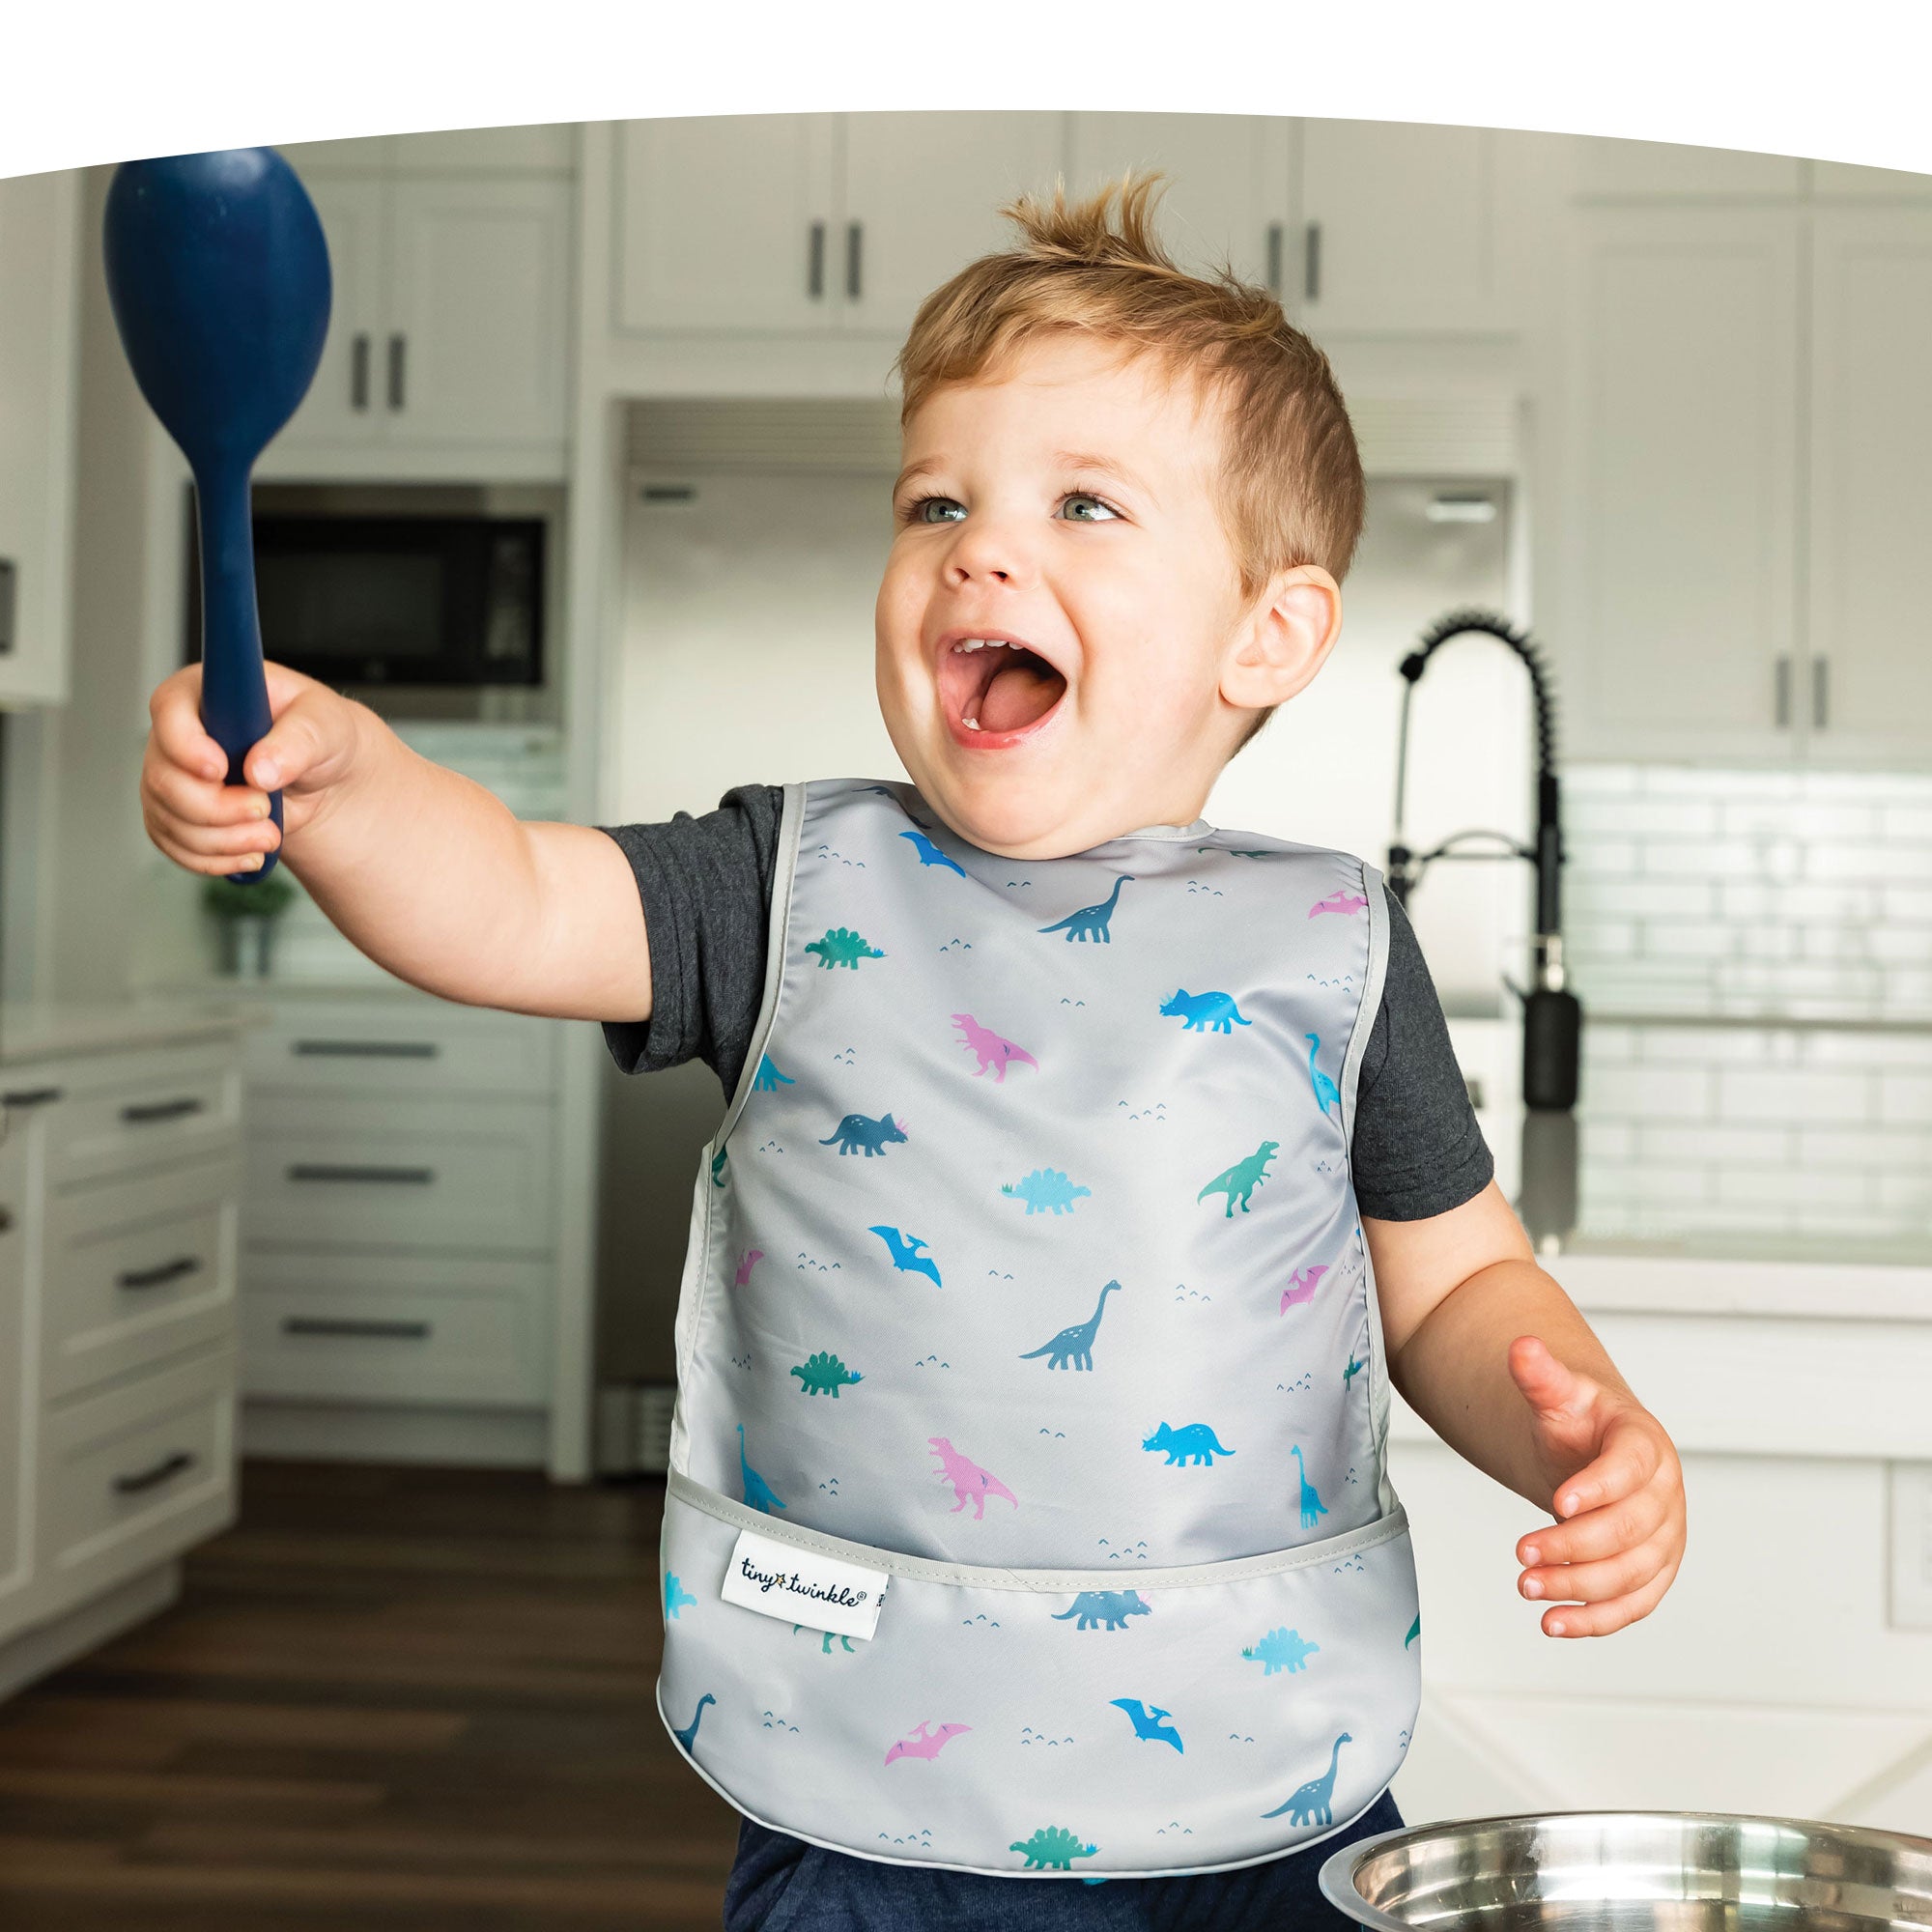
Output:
top-left (893, 172), bottom-right (1364, 753)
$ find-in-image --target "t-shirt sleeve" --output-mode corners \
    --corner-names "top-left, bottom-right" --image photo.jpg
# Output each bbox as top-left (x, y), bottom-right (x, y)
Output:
top-left (593, 782), bottom-right (784, 1097)
top-left (1350, 883), bottom-right (1496, 1221)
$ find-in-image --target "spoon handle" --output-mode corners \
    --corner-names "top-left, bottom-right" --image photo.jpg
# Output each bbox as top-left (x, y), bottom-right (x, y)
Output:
top-left (194, 457), bottom-right (283, 883)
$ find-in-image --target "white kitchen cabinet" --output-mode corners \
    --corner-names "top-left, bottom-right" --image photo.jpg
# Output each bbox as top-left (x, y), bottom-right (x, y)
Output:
top-left (0, 167), bottom-right (80, 707)
top-left (265, 146), bottom-right (574, 477)
top-left (1065, 113), bottom-right (1293, 291)
top-left (1547, 205), bottom-right (1802, 762)
top-left (1811, 160), bottom-right (1932, 199)
top-left (1569, 136), bottom-right (1804, 199)
top-left (0, 1122), bottom-right (32, 1625)
top-left (1296, 118), bottom-right (1511, 332)
top-left (1803, 208), bottom-right (1932, 761)
top-left (282, 125), bottom-right (578, 180)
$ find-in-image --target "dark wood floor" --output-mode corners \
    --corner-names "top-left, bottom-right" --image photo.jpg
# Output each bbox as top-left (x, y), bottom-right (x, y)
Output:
top-left (0, 1461), bottom-right (743, 1929)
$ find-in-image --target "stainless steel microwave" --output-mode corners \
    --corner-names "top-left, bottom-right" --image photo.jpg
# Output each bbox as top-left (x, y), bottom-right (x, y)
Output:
top-left (184, 508), bottom-right (545, 687)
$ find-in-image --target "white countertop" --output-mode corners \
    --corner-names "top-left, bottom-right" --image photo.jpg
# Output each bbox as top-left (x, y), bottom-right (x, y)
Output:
top-left (0, 997), bottom-right (271, 1066)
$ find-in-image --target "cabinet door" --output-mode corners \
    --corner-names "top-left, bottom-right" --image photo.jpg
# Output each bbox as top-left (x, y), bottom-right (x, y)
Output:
top-left (0, 1122), bottom-right (31, 1633)
top-left (616, 116), bottom-right (837, 334)
top-left (839, 112), bottom-right (1065, 336)
top-left (1296, 119), bottom-right (1504, 331)
top-left (385, 178), bottom-right (572, 449)
top-left (1548, 206), bottom-right (1801, 761)
top-left (1065, 113), bottom-right (1292, 290)
top-left (268, 176), bottom-right (387, 457)
top-left (1570, 136), bottom-right (1804, 198)
top-left (389, 125), bottom-right (577, 175)
top-left (1804, 209), bottom-right (1932, 761)
top-left (0, 166), bottom-right (79, 706)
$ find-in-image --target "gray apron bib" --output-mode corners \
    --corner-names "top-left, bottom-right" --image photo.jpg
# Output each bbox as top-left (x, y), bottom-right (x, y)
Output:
top-left (655, 777), bottom-right (1421, 1878)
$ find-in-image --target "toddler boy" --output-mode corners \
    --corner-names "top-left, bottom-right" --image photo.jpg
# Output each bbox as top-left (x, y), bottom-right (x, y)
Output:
top-left (141, 175), bottom-right (1686, 1932)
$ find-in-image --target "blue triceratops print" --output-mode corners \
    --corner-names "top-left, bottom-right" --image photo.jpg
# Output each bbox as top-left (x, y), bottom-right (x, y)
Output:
top-left (818, 1112), bottom-right (908, 1156)
top-left (1158, 988), bottom-right (1253, 1034)
top-left (1142, 1422), bottom-right (1236, 1466)
top-left (900, 829), bottom-right (968, 877)
top-left (1051, 1589), bottom-right (1151, 1631)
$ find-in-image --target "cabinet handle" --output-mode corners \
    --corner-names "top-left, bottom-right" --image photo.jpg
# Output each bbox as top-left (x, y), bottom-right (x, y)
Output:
top-left (1812, 656), bottom-right (1830, 729)
top-left (808, 220), bottom-right (826, 299)
top-left (1775, 655), bottom-right (1794, 727)
top-left (283, 1317), bottom-right (433, 1340)
top-left (292, 1038), bottom-right (440, 1059)
top-left (286, 1163), bottom-right (436, 1185)
top-left (122, 1096), bottom-right (205, 1124)
top-left (1, 1085), bottom-right (63, 1109)
top-left (1303, 221), bottom-right (1322, 302)
top-left (387, 333), bottom-right (406, 411)
top-left (0, 1207), bottom-right (12, 1233)
top-left (1265, 222), bottom-right (1285, 296)
top-left (351, 332), bottom-right (371, 410)
top-left (846, 221), bottom-right (863, 301)
top-left (118, 1254), bottom-right (203, 1292)
top-left (113, 1450), bottom-right (194, 1496)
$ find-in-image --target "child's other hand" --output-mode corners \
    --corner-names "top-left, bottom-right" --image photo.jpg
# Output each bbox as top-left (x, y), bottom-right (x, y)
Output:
top-left (141, 661), bottom-right (365, 875)
top-left (1506, 1334), bottom-right (1687, 1637)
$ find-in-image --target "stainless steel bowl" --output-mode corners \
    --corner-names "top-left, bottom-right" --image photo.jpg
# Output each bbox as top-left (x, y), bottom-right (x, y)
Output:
top-left (1319, 1811), bottom-right (1932, 1931)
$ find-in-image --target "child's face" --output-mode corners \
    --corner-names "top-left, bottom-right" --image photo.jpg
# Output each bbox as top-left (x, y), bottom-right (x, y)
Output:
top-left (874, 330), bottom-right (1337, 860)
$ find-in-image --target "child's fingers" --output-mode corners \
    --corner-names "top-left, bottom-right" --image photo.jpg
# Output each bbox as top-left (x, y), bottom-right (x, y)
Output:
top-left (1539, 1551), bottom-right (1681, 1638)
top-left (149, 667), bottom-right (229, 781)
top-left (143, 749), bottom-right (276, 828)
top-left (1551, 1412), bottom-right (1665, 1520)
top-left (1518, 1482), bottom-right (1671, 1570)
top-left (1520, 1526), bottom-right (1675, 1609)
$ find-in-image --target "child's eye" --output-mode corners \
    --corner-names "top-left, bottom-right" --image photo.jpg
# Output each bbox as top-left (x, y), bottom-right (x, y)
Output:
top-left (903, 494), bottom-right (965, 525)
top-left (1060, 492), bottom-right (1122, 523)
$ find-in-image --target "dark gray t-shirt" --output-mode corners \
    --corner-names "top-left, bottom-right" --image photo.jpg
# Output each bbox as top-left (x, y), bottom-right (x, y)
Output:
top-left (596, 784), bottom-right (1494, 1223)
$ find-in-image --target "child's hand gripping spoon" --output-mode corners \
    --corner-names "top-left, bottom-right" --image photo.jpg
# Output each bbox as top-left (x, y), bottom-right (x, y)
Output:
top-left (102, 149), bottom-right (331, 883)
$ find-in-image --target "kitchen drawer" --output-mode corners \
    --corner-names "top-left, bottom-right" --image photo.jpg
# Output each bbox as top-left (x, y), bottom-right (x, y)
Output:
top-left (242, 1094), bottom-right (556, 1253)
top-left (43, 1155), bottom-right (241, 1402)
top-left (36, 1344), bottom-right (236, 1620)
top-left (244, 999), bottom-right (558, 1098)
top-left (21, 1044), bottom-right (243, 1188)
top-left (241, 1250), bottom-right (549, 1405)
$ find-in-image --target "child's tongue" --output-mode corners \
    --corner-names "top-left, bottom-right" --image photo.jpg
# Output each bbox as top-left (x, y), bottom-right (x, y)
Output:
top-left (979, 656), bottom-right (1064, 734)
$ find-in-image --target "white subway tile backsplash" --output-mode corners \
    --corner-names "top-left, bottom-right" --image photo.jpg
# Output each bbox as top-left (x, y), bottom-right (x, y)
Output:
top-left (1640, 840), bottom-right (1761, 878)
top-left (1876, 1072), bottom-right (1932, 1124)
top-left (1586, 1064), bottom-right (1714, 1121)
top-left (1642, 923), bottom-right (1738, 961)
top-left (1807, 840), bottom-right (1932, 883)
top-left (1570, 878), bottom-right (1717, 921)
top-left (1568, 797), bottom-right (1720, 838)
top-left (1638, 1123), bottom-right (1793, 1166)
top-left (1717, 1066), bottom-right (1874, 1122)
top-left (1795, 1126), bottom-right (1932, 1171)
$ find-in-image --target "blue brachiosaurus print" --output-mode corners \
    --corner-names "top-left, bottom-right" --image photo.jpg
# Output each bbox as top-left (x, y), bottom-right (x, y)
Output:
top-left (1260, 1733), bottom-right (1350, 1826)
top-left (899, 828), bottom-right (968, 876)
top-left (1306, 1034), bottom-right (1343, 1119)
top-left (671, 1692), bottom-right (716, 1754)
top-left (752, 1052), bottom-right (794, 1094)
top-left (1159, 988), bottom-right (1253, 1034)
top-left (1019, 1280), bottom-right (1121, 1371)
top-left (1292, 1444), bottom-right (1327, 1530)
top-left (868, 1225), bottom-right (942, 1286)
top-left (737, 1424), bottom-right (785, 1515)
top-left (1037, 874), bottom-right (1133, 943)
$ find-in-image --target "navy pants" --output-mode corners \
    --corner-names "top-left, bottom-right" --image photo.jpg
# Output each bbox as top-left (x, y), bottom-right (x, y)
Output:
top-left (722, 1787), bottom-right (1403, 1931)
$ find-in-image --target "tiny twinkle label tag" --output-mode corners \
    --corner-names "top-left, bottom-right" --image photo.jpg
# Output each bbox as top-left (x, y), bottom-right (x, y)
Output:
top-left (722, 1528), bottom-right (890, 1641)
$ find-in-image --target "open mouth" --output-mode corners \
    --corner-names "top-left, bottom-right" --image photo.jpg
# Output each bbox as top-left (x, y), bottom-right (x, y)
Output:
top-left (937, 635), bottom-right (1069, 747)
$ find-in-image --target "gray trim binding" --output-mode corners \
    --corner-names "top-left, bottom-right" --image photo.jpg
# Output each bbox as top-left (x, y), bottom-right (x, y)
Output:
top-left (668, 1468), bottom-right (1409, 1592)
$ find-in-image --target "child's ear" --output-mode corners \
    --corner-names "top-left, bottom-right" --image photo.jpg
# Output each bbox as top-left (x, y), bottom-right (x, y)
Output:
top-left (1220, 564), bottom-right (1342, 711)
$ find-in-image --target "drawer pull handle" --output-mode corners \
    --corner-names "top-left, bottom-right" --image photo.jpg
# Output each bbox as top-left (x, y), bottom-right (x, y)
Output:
top-left (292, 1039), bottom-right (440, 1059)
top-left (286, 1163), bottom-right (436, 1185)
top-left (122, 1096), bottom-right (206, 1124)
top-left (2, 1085), bottom-right (64, 1108)
top-left (113, 1450), bottom-right (195, 1495)
top-left (283, 1317), bottom-right (433, 1340)
top-left (118, 1255), bottom-right (203, 1291)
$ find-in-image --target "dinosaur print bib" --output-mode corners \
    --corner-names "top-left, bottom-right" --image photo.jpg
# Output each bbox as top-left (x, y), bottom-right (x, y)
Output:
top-left (654, 778), bottom-right (1421, 1878)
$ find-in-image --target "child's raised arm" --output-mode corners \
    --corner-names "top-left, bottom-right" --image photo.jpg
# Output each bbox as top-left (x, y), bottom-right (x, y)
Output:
top-left (141, 661), bottom-right (652, 1023)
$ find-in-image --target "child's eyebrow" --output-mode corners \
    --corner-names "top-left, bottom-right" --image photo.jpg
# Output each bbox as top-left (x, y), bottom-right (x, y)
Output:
top-left (1053, 450), bottom-right (1156, 504)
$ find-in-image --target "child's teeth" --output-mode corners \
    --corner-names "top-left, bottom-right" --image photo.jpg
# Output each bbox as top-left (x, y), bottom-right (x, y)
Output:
top-left (963, 715), bottom-right (981, 730)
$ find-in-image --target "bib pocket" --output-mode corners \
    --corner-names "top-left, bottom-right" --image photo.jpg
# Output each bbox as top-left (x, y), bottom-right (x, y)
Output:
top-left (656, 1471), bottom-right (1420, 1880)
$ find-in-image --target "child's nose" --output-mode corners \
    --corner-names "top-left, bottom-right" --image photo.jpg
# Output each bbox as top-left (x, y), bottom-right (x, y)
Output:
top-left (944, 517), bottom-right (1033, 588)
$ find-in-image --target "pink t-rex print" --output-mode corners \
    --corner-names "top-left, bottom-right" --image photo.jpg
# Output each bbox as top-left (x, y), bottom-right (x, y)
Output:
top-left (951, 1012), bottom-right (1039, 1083)
top-left (1279, 1264), bottom-right (1328, 1314)
top-left (928, 1437), bottom-right (1018, 1518)
top-left (734, 1248), bottom-right (765, 1288)
top-left (1309, 888), bottom-right (1369, 919)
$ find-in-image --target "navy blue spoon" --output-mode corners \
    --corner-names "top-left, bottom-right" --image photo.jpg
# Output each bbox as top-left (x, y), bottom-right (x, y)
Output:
top-left (103, 149), bottom-right (330, 883)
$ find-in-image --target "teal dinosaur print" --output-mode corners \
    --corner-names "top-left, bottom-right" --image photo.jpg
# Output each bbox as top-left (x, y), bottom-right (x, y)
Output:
top-left (796, 1624), bottom-right (857, 1655)
top-left (1002, 1168), bottom-right (1091, 1216)
top-left (868, 1225), bottom-right (942, 1286)
top-left (671, 1691), bottom-right (716, 1755)
top-left (1019, 1280), bottom-right (1120, 1371)
top-left (664, 1574), bottom-right (696, 1620)
top-left (1110, 1698), bottom-right (1183, 1752)
top-left (1343, 1353), bottom-right (1366, 1389)
top-left (900, 829), bottom-right (968, 876)
top-left (1306, 1033), bottom-right (1343, 1118)
top-left (1261, 1733), bottom-right (1350, 1826)
top-left (818, 1112), bottom-right (907, 1156)
top-left (751, 1053), bottom-right (794, 1094)
top-left (1292, 1444), bottom-right (1328, 1529)
top-left (1405, 1612), bottom-right (1421, 1648)
top-left (737, 1423), bottom-right (785, 1515)
top-left (1197, 1140), bottom-right (1279, 1217)
top-left (1051, 1588), bottom-right (1151, 1631)
top-left (1143, 1421), bottom-right (1236, 1466)
top-left (791, 1350), bottom-right (863, 1396)
top-left (1242, 1627), bottom-right (1319, 1676)
top-left (1159, 987), bottom-right (1253, 1034)
top-left (1010, 1826), bottom-right (1098, 1871)
top-left (806, 926), bottom-right (885, 969)
top-left (710, 1145), bottom-right (729, 1189)
top-left (1037, 874), bottom-right (1133, 943)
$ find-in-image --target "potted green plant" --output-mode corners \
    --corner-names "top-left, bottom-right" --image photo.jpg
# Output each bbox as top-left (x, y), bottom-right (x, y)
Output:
top-left (201, 868), bottom-right (299, 978)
